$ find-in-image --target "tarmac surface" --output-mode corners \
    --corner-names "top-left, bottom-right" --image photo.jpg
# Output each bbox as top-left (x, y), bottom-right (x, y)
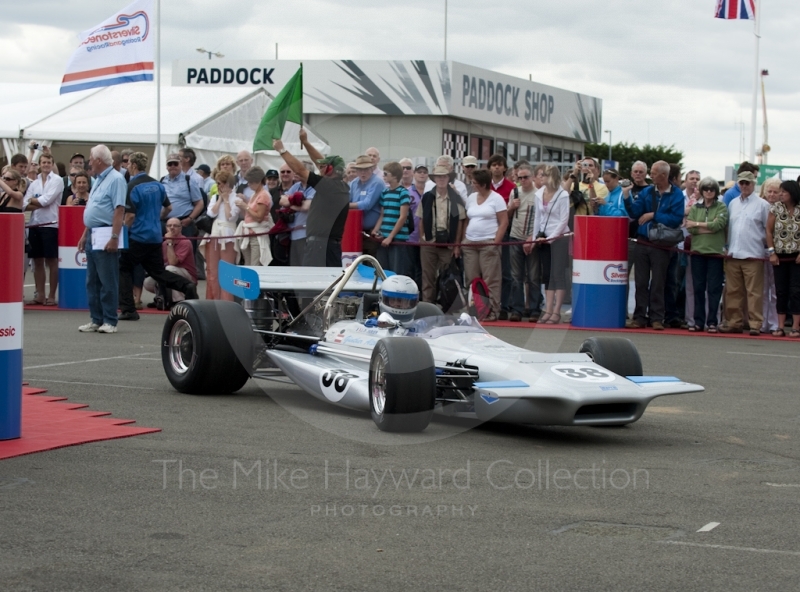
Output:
top-left (2, 301), bottom-right (800, 591)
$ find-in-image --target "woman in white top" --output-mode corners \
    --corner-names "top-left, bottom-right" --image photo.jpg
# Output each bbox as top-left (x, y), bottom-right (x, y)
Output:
top-left (462, 169), bottom-right (508, 321)
top-left (202, 170), bottom-right (241, 301)
top-left (533, 165), bottom-right (571, 324)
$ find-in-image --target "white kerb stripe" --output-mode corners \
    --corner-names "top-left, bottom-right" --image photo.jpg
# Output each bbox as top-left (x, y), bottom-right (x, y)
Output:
top-left (571, 259), bottom-right (629, 286)
top-left (0, 302), bottom-right (23, 351)
top-left (58, 247), bottom-right (88, 270)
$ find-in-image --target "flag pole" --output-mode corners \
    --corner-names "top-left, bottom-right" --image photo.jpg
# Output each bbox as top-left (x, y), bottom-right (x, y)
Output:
top-left (156, 0), bottom-right (162, 176)
top-left (748, 0), bottom-right (761, 163)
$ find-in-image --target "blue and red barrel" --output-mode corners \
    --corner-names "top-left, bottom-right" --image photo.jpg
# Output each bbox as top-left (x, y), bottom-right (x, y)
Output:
top-left (58, 206), bottom-right (88, 310)
top-left (571, 216), bottom-right (629, 328)
top-left (1, 212), bottom-right (25, 440)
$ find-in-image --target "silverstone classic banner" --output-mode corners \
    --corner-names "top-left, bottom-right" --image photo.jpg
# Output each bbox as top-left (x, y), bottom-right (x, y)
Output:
top-left (60, 0), bottom-right (154, 94)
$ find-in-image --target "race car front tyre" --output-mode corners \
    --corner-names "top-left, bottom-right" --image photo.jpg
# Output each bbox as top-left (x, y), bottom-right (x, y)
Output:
top-left (579, 336), bottom-right (643, 378)
top-left (162, 300), bottom-right (254, 394)
top-left (369, 338), bottom-right (436, 432)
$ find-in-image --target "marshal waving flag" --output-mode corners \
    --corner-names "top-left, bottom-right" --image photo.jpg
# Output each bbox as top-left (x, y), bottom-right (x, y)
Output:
top-left (60, 0), bottom-right (154, 94)
top-left (253, 65), bottom-right (303, 152)
top-left (714, 0), bottom-right (756, 20)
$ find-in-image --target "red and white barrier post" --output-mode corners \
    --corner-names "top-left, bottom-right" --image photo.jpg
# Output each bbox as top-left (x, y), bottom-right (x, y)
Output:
top-left (1, 213), bottom-right (25, 440)
top-left (58, 206), bottom-right (88, 309)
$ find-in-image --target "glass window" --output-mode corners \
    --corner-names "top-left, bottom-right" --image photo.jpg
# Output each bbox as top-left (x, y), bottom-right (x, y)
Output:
top-left (470, 136), bottom-right (494, 163)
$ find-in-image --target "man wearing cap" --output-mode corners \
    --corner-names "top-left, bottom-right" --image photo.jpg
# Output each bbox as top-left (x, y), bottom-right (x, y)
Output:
top-left (723, 162), bottom-right (759, 207)
top-left (417, 165), bottom-right (466, 303)
top-left (265, 169), bottom-right (280, 193)
top-left (274, 130), bottom-right (350, 267)
top-left (462, 155), bottom-right (478, 195)
top-left (195, 163), bottom-right (215, 195)
top-left (721, 170), bottom-right (770, 335)
top-left (349, 154), bottom-right (386, 257)
top-left (161, 152), bottom-right (204, 241)
top-left (592, 168), bottom-right (627, 217)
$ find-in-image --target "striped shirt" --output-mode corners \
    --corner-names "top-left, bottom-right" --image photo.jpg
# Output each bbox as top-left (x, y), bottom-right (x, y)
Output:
top-left (379, 186), bottom-right (411, 240)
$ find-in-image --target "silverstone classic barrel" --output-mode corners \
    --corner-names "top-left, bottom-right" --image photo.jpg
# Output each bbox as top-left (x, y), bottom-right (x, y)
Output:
top-left (571, 215), bottom-right (629, 328)
top-left (1, 213), bottom-right (24, 440)
top-left (58, 206), bottom-right (88, 310)
top-left (341, 209), bottom-right (363, 268)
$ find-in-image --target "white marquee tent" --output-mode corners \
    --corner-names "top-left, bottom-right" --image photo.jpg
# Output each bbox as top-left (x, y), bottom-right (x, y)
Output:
top-left (0, 83), bottom-right (330, 177)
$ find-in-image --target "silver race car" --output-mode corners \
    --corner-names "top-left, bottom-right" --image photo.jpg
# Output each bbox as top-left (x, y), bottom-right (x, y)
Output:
top-left (161, 256), bottom-right (703, 432)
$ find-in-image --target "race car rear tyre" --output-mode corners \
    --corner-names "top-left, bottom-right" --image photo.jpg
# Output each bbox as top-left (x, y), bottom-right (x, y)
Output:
top-left (369, 338), bottom-right (436, 432)
top-left (162, 300), bottom-right (254, 394)
top-left (579, 336), bottom-right (643, 378)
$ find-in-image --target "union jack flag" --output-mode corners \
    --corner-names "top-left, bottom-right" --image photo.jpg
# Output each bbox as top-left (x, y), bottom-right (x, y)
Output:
top-left (715, 0), bottom-right (756, 20)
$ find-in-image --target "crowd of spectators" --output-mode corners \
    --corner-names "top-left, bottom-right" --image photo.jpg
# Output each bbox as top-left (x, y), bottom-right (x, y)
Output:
top-left (5, 133), bottom-right (800, 339)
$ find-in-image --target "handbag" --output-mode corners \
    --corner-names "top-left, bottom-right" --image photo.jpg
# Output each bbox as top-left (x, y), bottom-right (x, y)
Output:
top-left (194, 213), bottom-right (214, 234)
top-left (646, 190), bottom-right (683, 246)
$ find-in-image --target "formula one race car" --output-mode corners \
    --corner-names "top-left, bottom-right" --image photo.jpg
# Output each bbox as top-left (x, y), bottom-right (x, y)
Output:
top-left (161, 256), bottom-right (703, 432)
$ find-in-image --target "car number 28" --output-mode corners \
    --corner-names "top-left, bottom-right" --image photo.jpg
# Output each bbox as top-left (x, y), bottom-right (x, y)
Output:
top-left (550, 364), bottom-right (615, 383)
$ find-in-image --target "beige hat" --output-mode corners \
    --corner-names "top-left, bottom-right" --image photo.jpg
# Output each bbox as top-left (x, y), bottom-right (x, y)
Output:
top-left (430, 165), bottom-right (450, 177)
top-left (353, 155), bottom-right (374, 169)
top-left (462, 155), bottom-right (478, 167)
top-left (166, 152), bottom-right (181, 164)
top-left (737, 171), bottom-right (756, 183)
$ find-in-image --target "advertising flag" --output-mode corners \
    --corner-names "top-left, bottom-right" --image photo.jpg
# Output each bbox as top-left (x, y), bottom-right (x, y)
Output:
top-left (60, 0), bottom-right (154, 94)
top-left (253, 65), bottom-right (303, 152)
top-left (714, 0), bottom-right (756, 20)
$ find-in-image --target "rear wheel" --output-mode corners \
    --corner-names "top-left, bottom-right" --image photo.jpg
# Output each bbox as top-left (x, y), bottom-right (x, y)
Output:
top-left (162, 300), bottom-right (254, 394)
top-left (579, 336), bottom-right (643, 377)
top-left (369, 338), bottom-right (436, 432)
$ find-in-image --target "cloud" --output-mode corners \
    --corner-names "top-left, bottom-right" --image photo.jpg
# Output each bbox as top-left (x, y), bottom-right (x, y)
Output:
top-left (1, 0), bottom-right (798, 176)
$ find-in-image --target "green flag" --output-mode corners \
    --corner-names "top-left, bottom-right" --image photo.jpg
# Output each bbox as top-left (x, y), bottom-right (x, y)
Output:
top-left (253, 65), bottom-right (303, 151)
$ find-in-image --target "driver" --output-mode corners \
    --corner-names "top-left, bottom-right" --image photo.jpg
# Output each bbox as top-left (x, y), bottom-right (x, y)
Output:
top-left (366, 275), bottom-right (418, 325)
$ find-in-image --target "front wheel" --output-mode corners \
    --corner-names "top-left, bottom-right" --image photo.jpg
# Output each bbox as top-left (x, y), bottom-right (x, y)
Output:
top-left (579, 336), bottom-right (643, 378)
top-left (369, 338), bottom-right (436, 432)
top-left (162, 300), bottom-right (255, 394)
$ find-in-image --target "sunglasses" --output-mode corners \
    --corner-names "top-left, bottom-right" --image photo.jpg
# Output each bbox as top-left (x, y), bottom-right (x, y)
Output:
top-left (738, 180), bottom-right (752, 186)
top-left (69, 173), bottom-right (78, 177)
top-left (167, 162), bottom-right (179, 166)
top-left (516, 175), bottom-right (531, 180)
top-left (701, 187), bottom-right (716, 192)
top-left (280, 171), bottom-right (292, 174)
top-left (463, 165), bottom-right (476, 168)
top-left (402, 166), bottom-right (413, 170)
top-left (2, 176), bottom-right (15, 182)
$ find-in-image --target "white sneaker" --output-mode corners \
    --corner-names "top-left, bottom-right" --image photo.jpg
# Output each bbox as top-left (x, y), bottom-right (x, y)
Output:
top-left (97, 323), bottom-right (118, 334)
top-left (79, 322), bottom-right (100, 332)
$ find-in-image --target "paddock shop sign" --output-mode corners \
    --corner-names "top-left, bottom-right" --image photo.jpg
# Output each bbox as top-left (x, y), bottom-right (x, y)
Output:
top-left (172, 60), bottom-right (601, 141)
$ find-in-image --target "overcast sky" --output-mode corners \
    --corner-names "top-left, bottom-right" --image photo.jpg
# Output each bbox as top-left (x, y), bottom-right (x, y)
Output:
top-left (2, 0), bottom-right (797, 179)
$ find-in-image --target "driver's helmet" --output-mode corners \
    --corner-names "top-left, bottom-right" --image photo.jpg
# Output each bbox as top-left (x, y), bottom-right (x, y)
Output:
top-left (379, 275), bottom-right (419, 322)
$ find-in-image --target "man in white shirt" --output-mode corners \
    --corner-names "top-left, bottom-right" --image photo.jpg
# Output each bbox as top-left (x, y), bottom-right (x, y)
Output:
top-left (721, 171), bottom-right (770, 335)
top-left (24, 152), bottom-right (63, 305)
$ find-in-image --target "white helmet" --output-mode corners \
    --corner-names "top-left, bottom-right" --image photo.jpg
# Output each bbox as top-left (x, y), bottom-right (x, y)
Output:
top-left (379, 275), bottom-right (419, 321)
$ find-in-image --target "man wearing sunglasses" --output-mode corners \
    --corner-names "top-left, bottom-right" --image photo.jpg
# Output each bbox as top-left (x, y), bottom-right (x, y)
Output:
top-left (721, 171), bottom-right (770, 335)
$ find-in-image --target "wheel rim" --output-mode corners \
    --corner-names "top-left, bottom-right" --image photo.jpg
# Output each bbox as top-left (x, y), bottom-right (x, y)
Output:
top-left (169, 319), bottom-right (195, 375)
top-left (371, 355), bottom-right (387, 415)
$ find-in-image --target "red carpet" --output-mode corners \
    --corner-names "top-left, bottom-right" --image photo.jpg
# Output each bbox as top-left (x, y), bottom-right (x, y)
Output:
top-left (24, 303), bottom-right (168, 315)
top-left (0, 387), bottom-right (161, 460)
top-left (481, 320), bottom-right (798, 342)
